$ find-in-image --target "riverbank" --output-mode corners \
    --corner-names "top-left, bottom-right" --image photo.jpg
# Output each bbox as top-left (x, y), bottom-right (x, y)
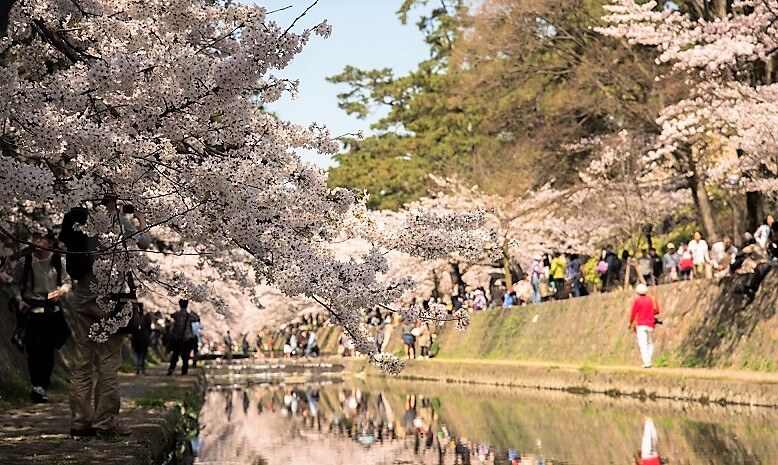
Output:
top-left (333, 357), bottom-right (778, 407)
top-left (0, 366), bottom-right (203, 465)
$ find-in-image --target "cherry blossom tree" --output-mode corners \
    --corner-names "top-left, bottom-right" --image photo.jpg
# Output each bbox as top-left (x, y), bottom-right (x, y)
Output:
top-left (0, 0), bottom-right (488, 373)
top-left (410, 178), bottom-right (616, 283)
top-left (598, 0), bottom-right (778, 238)
top-left (574, 130), bottom-right (692, 250)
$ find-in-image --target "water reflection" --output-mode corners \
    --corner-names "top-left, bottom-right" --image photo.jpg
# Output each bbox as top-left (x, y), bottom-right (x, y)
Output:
top-left (193, 379), bottom-right (778, 465)
top-left (636, 418), bottom-right (660, 465)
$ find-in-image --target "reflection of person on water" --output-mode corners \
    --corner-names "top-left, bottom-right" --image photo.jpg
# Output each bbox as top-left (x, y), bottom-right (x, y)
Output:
top-left (404, 394), bottom-right (417, 433)
top-left (634, 417), bottom-right (661, 465)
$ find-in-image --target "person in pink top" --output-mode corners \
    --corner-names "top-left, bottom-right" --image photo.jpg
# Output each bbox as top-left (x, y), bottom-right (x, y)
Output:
top-left (628, 283), bottom-right (660, 368)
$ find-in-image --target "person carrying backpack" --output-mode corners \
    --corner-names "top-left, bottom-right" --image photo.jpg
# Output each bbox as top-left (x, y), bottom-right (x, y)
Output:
top-left (168, 299), bottom-right (197, 375)
top-left (59, 197), bottom-right (150, 437)
top-left (12, 230), bottom-right (71, 403)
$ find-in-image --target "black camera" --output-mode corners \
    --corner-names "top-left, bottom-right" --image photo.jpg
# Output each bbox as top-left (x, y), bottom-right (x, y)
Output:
top-left (121, 204), bottom-right (135, 214)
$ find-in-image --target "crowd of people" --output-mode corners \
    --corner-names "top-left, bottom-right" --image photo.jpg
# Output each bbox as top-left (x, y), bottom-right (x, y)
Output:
top-left (424, 215), bottom-right (778, 317)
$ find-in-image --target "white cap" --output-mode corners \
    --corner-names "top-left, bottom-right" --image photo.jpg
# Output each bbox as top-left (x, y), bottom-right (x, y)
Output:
top-left (636, 283), bottom-right (648, 295)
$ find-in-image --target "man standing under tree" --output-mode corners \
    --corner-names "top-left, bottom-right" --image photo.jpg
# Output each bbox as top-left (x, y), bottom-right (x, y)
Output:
top-left (59, 196), bottom-right (150, 437)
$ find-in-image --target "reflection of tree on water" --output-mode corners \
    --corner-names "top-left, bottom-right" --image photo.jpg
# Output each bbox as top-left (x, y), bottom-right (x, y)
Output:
top-left (196, 384), bottom-right (568, 465)
top-left (194, 383), bottom-right (775, 465)
top-left (682, 421), bottom-right (764, 465)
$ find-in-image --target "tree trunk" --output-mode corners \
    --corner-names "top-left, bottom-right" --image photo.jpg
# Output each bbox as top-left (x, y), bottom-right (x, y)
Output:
top-left (449, 261), bottom-right (466, 295)
top-left (745, 191), bottom-right (764, 233)
top-left (711, 0), bottom-right (728, 19)
top-left (689, 168), bottom-right (720, 242)
top-left (502, 238), bottom-right (513, 288)
top-left (430, 269), bottom-right (440, 301)
top-left (728, 193), bottom-right (745, 242)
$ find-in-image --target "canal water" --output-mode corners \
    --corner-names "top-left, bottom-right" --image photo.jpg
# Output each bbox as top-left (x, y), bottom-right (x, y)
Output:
top-left (193, 366), bottom-right (778, 465)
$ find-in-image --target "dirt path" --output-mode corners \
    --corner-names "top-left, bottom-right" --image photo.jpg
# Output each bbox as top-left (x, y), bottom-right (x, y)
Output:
top-left (0, 366), bottom-right (201, 465)
top-left (428, 358), bottom-right (778, 383)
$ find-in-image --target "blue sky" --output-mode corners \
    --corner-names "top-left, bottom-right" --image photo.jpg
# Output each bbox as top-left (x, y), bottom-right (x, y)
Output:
top-left (251, 1), bottom-right (430, 168)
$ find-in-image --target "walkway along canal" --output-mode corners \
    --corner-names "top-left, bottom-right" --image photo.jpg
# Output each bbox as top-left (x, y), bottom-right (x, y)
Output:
top-left (192, 359), bottom-right (778, 465)
top-left (0, 365), bottom-right (203, 465)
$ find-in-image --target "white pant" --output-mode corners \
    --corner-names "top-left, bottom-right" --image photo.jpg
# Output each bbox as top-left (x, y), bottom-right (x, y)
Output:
top-left (641, 418), bottom-right (658, 458)
top-left (636, 326), bottom-right (655, 366)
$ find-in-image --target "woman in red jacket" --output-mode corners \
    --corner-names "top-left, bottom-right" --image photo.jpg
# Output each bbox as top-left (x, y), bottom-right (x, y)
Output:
top-left (629, 284), bottom-right (660, 368)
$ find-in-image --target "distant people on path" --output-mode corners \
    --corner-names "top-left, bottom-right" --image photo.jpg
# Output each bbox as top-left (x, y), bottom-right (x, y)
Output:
top-left (628, 284), bottom-right (660, 368)
top-left (620, 250), bottom-right (638, 287)
top-left (241, 334), bottom-right (250, 357)
top-left (283, 332), bottom-right (298, 358)
top-left (255, 333), bottom-right (264, 358)
top-left (167, 299), bottom-right (197, 376)
top-left (472, 289), bottom-right (487, 311)
top-left (60, 196), bottom-right (150, 437)
top-left (549, 251), bottom-right (566, 299)
top-left (661, 243), bottom-right (679, 283)
top-left (490, 281), bottom-right (506, 308)
top-left (530, 255), bottom-right (543, 303)
top-left (709, 235), bottom-right (737, 278)
top-left (401, 320), bottom-right (416, 360)
top-left (566, 253), bottom-right (583, 297)
top-left (688, 231), bottom-right (710, 279)
top-left (598, 245), bottom-right (620, 291)
top-left (416, 322), bottom-right (431, 360)
top-left (305, 330), bottom-right (319, 357)
top-left (754, 215), bottom-right (774, 250)
top-left (678, 245), bottom-right (694, 280)
top-left (190, 313), bottom-right (202, 367)
top-left (649, 248), bottom-right (662, 284)
top-left (130, 303), bottom-right (152, 375)
top-left (224, 330), bottom-right (234, 359)
top-left (637, 249), bottom-right (653, 286)
top-left (12, 230), bottom-right (71, 403)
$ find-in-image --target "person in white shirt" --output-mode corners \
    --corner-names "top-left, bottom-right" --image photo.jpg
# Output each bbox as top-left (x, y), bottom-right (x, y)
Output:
top-left (754, 215), bottom-right (774, 250)
top-left (687, 231), bottom-right (710, 279)
top-left (709, 235), bottom-right (737, 277)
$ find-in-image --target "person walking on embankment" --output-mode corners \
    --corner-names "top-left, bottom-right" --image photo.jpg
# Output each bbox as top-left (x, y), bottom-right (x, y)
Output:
top-left (628, 283), bottom-right (660, 368)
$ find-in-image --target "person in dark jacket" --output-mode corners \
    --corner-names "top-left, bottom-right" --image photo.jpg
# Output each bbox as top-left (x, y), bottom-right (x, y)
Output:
top-left (603, 245), bottom-right (620, 291)
top-left (167, 299), bottom-right (195, 375)
top-left (130, 303), bottom-right (152, 375)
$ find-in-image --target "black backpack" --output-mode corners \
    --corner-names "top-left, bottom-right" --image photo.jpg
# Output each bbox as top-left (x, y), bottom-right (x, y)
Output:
top-left (58, 207), bottom-right (93, 280)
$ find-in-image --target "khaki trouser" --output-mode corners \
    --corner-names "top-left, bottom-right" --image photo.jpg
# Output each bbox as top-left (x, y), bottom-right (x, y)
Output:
top-left (69, 301), bottom-right (123, 431)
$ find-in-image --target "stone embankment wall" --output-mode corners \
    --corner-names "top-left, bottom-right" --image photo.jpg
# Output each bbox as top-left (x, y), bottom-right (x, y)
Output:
top-left (316, 271), bottom-right (777, 371)
top-left (317, 271), bottom-right (778, 406)
top-left (433, 271), bottom-right (777, 371)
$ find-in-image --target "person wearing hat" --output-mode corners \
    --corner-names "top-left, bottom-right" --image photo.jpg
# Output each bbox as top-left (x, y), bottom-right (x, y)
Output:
top-left (662, 243), bottom-right (679, 283)
top-left (628, 283), bottom-right (660, 368)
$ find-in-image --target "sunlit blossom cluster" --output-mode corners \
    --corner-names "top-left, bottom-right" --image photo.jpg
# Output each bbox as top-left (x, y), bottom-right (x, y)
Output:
top-left (598, 0), bottom-right (778, 192)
